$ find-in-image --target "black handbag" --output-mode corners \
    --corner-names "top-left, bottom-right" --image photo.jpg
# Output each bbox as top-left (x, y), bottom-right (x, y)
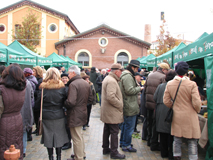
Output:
top-left (165, 80), bottom-right (182, 123)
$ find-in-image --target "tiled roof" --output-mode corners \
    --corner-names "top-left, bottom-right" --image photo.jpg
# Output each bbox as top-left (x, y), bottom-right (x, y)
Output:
top-left (0, 0), bottom-right (79, 34)
top-left (55, 24), bottom-right (151, 49)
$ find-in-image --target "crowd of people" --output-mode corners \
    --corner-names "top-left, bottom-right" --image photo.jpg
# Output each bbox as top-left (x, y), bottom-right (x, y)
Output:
top-left (0, 59), bottom-right (204, 160)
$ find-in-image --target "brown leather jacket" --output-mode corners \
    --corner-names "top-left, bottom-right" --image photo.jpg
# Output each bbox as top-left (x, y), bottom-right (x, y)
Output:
top-left (65, 75), bottom-right (93, 128)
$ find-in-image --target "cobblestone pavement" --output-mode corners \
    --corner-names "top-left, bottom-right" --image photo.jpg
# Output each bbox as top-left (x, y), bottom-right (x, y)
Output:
top-left (24, 104), bottom-right (206, 160)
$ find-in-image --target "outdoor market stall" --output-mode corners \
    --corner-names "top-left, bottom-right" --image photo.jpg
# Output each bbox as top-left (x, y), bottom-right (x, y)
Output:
top-left (8, 40), bottom-right (52, 68)
top-left (48, 52), bottom-right (73, 71)
top-left (60, 55), bottom-right (82, 68)
top-left (0, 42), bottom-right (36, 67)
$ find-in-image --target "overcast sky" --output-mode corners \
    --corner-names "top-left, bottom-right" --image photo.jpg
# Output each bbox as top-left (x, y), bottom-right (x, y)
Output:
top-left (1, 0), bottom-right (213, 42)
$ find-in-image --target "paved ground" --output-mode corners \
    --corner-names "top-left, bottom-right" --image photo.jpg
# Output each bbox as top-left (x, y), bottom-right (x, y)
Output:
top-left (24, 104), bottom-right (206, 160)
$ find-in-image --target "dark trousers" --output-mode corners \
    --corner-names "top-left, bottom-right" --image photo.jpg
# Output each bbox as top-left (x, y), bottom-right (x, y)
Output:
top-left (86, 104), bottom-right (92, 125)
top-left (142, 117), bottom-right (148, 140)
top-left (34, 110), bottom-right (40, 131)
top-left (147, 109), bottom-right (159, 148)
top-left (102, 123), bottom-right (119, 156)
top-left (160, 132), bottom-right (173, 159)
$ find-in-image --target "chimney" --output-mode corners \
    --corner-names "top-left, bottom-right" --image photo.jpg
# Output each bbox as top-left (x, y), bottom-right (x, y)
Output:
top-left (144, 24), bottom-right (151, 43)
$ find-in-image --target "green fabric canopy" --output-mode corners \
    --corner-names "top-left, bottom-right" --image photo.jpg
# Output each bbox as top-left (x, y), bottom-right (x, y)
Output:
top-left (156, 42), bottom-right (186, 67)
top-left (0, 42), bottom-right (36, 65)
top-left (8, 40), bottom-right (52, 66)
top-left (173, 32), bottom-right (213, 65)
top-left (60, 55), bottom-right (82, 68)
top-left (139, 54), bottom-right (156, 68)
top-left (48, 52), bottom-right (73, 71)
top-left (195, 32), bottom-right (209, 42)
top-left (204, 56), bottom-right (213, 160)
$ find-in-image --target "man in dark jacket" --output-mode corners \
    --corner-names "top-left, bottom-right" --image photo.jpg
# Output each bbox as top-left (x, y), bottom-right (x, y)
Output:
top-left (96, 69), bottom-right (107, 106)
top-left (144, 63), bottom-right (169, 151)
top-left (65, 65), bottom-right (93, 160)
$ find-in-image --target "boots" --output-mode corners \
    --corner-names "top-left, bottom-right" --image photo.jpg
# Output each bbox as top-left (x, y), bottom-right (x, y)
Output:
top-left (27, 128), bottom-right (33, 141)
top-left (56, 147), bottom-right (61, 160)
top-left (47, 148), bottom-right (54, 160)
top-left (174, 156), bottom-right (181, 160)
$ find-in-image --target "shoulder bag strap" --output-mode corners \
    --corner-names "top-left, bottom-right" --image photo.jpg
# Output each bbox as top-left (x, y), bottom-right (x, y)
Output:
top-left (172, 79), bottom-right (182, 108)
top-left (39, 89), bottom-right (44, 121)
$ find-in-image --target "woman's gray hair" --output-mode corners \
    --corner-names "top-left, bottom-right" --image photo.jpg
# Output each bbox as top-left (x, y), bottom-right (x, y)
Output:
top-left (69, 65), bottom-right (80, 75)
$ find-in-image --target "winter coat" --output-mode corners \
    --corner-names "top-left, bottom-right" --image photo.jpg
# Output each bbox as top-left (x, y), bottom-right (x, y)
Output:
top-left (90, 70), bottom-right (99, 91)
top-left (26, 75), bottom-right (38, 92)
top-left (34, 77), bottom-right (43, 111)
top-left (100, 72), bottom-right (124, 124)
top-left (89, 81), bottom-right (96, 105)
top-left (119, 70), bottom-right (141, 116)
top-left (0, 85), bottom-right (25, 160)
top-left (163, 76), bottom-right (201, 139)
top-left (144, 69), bottom-right (166, 110)
top-left (96, 74), bottom-right (107, 93)
top-left (153, 82), bottom-right (171, 134)
top-left (20, 80), bottom-right (34, 133)
top-left (65, 75), bottom-right (93, 128)
top-left (38, 79), bottom-right (66, 120)
top-left (25, 75), bottom-right (37, 108)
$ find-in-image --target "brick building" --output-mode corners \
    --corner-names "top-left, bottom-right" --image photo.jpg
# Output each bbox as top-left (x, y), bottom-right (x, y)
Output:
top-left (0, 0), bottom-right (79, 56)
top-left (55, 24), bottom-right (151, 69)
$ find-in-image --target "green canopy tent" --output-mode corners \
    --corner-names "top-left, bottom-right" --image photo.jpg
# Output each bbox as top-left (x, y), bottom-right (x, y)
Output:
top-left (60, 55), bottom-right (82, 68)
top-left (48, 52), bottom-right (73, 71)
top-left (156, 42), bottom-right (186, 67)
top-left (173, 32), bottom-right (213, 79)
top-left (137, 56), bottom-right (146, 62)
top-left (8, 40), bottom-right (52, 68)
top-left (204, 56), bottom-right (213, 160)
top-left (147, 57), bottom-right (157, 71)
top-left (0, 42), bottom-right (36, 67)
top-left (139, 54), bottom-right (155, 68)
top-left (195, 32), bottom-right (209, 42)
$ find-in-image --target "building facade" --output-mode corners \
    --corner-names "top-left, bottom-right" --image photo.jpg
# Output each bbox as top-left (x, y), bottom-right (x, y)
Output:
top-left (55, 24), bottom-right (151, 69)
top-left (0, 0), bottom-right (79, 56)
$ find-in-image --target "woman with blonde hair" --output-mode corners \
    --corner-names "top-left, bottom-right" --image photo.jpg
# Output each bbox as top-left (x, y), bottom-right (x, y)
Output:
top-left (38, 67), bottom-right (69, 160)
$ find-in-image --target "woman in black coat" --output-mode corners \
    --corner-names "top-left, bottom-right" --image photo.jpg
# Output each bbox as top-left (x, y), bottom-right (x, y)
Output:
top-left (32, 66), bottom-right (43, 135)
top-left (38, 68), bottom-right (68, 160)
top-left (153, 70), bottom-right (177, 160)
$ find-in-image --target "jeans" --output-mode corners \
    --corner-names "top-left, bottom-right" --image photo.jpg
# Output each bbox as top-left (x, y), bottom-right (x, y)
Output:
top-left (173, 136), bottom-right (198, 160)
top-left (23, 130), bottom-right (27, 153)
top-left (120, 115), bottom-right (137, 148)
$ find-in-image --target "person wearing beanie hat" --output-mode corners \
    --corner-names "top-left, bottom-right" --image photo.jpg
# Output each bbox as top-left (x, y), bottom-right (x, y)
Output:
top-left (163, 61), bottom-right (201, 160)
top-left (61, 73), bottom-right (69, 85)
top-left (32, 66), bottom-right (43, 136)
top-left (175, 61), bottom-right (189, 76)
top-left (144, 61), bottom-right (170, 150)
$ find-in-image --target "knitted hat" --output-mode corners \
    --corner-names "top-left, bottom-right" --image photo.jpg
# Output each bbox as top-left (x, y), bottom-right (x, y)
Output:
top-left (23, 68), bottom-right (33, 74)
top-left (33, 66), bottom-right (43, 78)
top-left (61, 73), bottom-right (68, 78)
top-left (129, 60), bottom-right (140, 68)
top-left (175, 61), bottom-right (189, 76)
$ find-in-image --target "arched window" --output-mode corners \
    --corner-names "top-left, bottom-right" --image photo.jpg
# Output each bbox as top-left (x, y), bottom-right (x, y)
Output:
top-left (78, 52), bottom-right (89, 66)
top-left (117, 52), bottom-right (129, 66)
